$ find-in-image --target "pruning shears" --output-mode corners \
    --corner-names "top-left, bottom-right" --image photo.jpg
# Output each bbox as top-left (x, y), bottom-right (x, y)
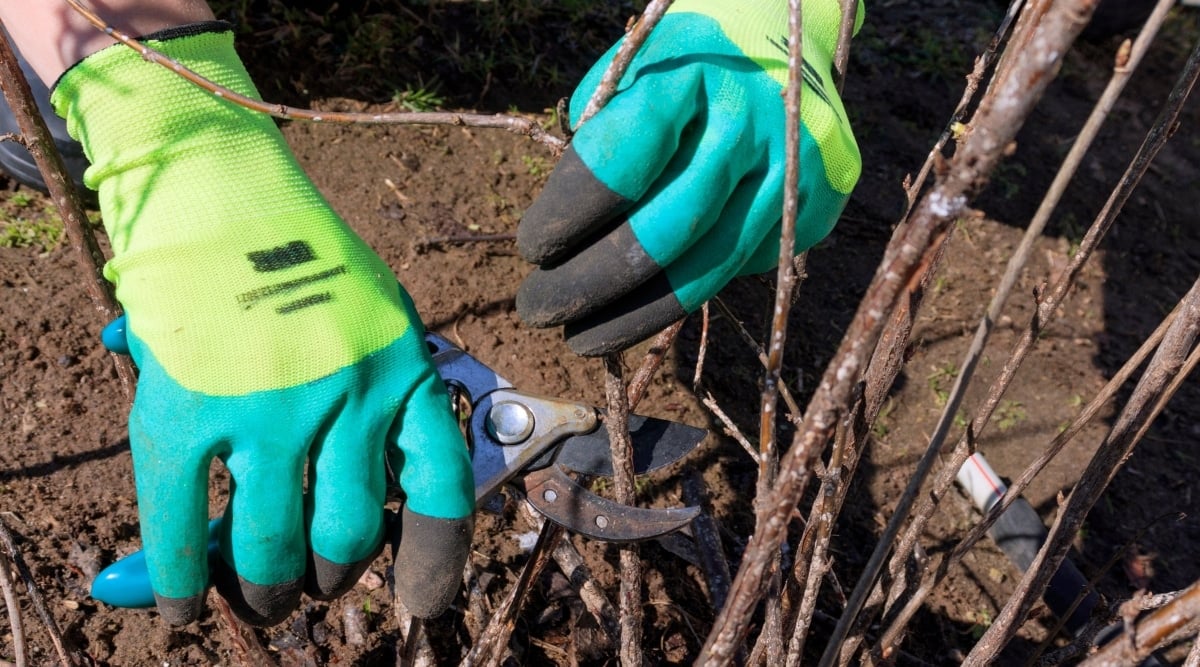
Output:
top-left (91, 332), bottom-right (707, 608)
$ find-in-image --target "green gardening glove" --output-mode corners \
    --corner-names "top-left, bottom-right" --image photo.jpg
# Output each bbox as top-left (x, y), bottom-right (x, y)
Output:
top-left (517, 0), bottom-right (863, 355)
top-left (53, 23), bottom-right (474, 626)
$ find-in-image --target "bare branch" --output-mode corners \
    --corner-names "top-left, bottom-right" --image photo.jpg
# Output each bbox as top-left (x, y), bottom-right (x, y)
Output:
top-left (0, 551), bottom-right (26, 667)
top-left (577, 0), bottom-right (675, 126)
top-left (0, 19), bottom-right (137, 400)
top-left (60, 0), bottom-right (566, 155)
top-left (1079, 581), bottom-right (1200, 667)
top-left (602, 355), bottom-right (645, 666)
top-left (699, 1), bottom-right (1097, 662)
top-left (963, 30), bottom-right (1200, 665)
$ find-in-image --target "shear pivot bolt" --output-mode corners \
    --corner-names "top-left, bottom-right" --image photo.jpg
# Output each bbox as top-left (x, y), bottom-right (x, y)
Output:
top-left (594, 515), bottom-right (609, 529)
top-left (487, 401), bottom-right (534, 444)
top-left (543, 489), bottom-right (558, 503)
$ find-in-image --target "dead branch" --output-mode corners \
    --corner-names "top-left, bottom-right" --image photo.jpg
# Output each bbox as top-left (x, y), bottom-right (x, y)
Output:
top-left (626, 320), bottom-right (684, 409)
top-left (962, 31), bottom-right (1200, 665)
top-left (602, 355), bottom-right (645, 666)
top-left (577, 0), bottom-right (675, 126)
top-left (1079, 581), bottom-right (1200, 667)
top-left (214, 597), bottom-right (278, 667)
top-left (699, 0), bottom-right (1097, 662)
top-left (867, 0), bottom-right (1177, 653)
top-left (516, 502), bottom-right (619, 646)
top-left (61, 0), bottom-right (566, 155)
top-left (832, 0), bottom-right (860, 91)
top-left (461, 522), bottom-right (564, 667)
top-left (1185, 627), bottom-right (1200, 667)
top-left (902, 0), bottom-right (1024, 214)
top-left (0, 19), bottom-right (136, 400)
top-left (0, 551), bottom-right (25, 667)
top-left (0, 518), bottom-right (76, 667)
top-left (712, 297), bottom-right (803, 422)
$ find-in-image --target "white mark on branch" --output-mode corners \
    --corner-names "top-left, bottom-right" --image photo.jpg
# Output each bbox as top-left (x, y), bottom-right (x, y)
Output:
top-left (927, 191), bottom-right (965, 218)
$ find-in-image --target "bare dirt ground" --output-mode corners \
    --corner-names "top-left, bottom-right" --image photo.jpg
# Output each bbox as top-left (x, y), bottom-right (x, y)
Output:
top-left (2, 1), bottom-right (1200, 664)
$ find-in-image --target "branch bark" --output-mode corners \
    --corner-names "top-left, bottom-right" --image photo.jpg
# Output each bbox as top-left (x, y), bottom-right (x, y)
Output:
top-left (698, 1), bottom-right (1098, 663)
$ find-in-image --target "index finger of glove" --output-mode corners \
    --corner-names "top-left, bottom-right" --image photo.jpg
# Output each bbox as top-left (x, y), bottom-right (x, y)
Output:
top-left (518, 60), bottom-right (703, 265)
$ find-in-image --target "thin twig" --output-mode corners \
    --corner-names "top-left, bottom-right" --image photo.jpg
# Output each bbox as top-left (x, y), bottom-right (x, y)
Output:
top-left (0, 551), bottom-right (25, 667)
top-left (963, 33), bottom-right (1200, 665)
top-left (1079, 581), bottom-right (1200, 667)
top-left (603, 355), bottom-right (644, 666)
top-left (699, 0), bottom-right (1095, 661)
top-left (832, 0), bottom-right (860, 91)
top-left (577, 0), bottom-right (676, 126)
top-left (626, 320), bottom-right (684, 410)
top-left (61, 0), bottom-right (566, 154)
top-left (461, 522), bottom-right (564, 667)
top-left (712, 297), bottom-right (804, 422)
top-left (902, 0), bottom-right (1024, 215)
top-left (0, 18), bottom-right (136, 400)
top-left (0, 518), bottom-right (76, 667)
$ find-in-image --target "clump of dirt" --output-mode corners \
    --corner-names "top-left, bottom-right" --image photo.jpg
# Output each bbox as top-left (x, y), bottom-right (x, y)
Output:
top-left (2, 1), bottom-right (1200, 664)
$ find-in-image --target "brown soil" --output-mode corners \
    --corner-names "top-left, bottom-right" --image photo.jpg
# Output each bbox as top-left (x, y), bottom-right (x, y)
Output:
top-left (3, 2), bottom-right (1200, 665)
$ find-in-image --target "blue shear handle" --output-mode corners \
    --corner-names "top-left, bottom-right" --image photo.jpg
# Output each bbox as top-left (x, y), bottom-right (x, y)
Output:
top-left (91, 519), bottom-right (222, 609)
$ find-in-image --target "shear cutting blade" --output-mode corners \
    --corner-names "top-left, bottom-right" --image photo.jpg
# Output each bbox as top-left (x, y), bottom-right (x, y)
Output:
top-left (522, 464), bottom-right (700, 542)
top-left (555, 413), bottom-right (706, 477)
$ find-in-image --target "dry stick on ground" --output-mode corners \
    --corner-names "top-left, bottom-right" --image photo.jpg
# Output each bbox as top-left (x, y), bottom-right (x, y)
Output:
top-left (0, 519), bottom-right (75, 667)
top-left (461, 523), bottom-right (565, 667)
top-left (0, 22), bottom-right (136, 399)
top-left (961, 35), bottom-right (1200, 665)
top-left (0, 550), bottom-right (26, 667)
top-left (698, 1), bottom-right (1096, 662)
top-left (61, 0), bottom-right (565, 155)
top-left (1079, 580), bottom-right (1200, 667)
top-left (859, 1), bottom-right (1178, 657)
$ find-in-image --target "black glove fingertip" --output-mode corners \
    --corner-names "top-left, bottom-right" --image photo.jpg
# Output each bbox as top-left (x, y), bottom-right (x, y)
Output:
top-left (392, 507), bottom-right (473, 619)
top-left (305, 543), bottom-right (383, 601)
top-left (518, 147), bottom-right (633, 265)
top-left (516, 222), bottom-right (660, 328)
top-left (212, 560), bottom-right (303, 627)
top-left (154, 592), bottom-right (207, 627)
top-left (562, 272), bottom-right (687, 357)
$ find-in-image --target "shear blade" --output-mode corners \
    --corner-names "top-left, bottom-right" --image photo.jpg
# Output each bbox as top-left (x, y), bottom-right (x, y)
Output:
top-left (522, 464), bottom-right (700, 542)
top-left (555, 414), bottom-right (706, 477)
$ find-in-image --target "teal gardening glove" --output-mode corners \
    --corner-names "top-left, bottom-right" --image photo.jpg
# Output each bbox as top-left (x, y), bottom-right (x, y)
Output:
top-left (53, 23), bottom-right (474, 625)
top-left (517, 0), bottom-right (864, 355)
